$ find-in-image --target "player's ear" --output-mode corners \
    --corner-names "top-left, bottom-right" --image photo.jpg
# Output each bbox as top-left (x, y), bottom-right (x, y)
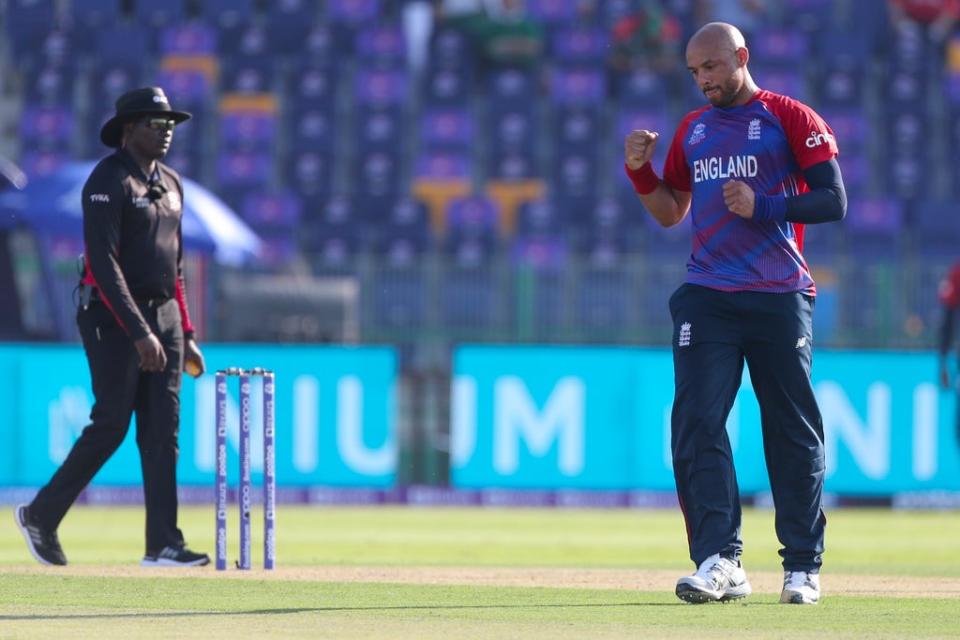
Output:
top-left (736, 46), bottom-right (749, 67)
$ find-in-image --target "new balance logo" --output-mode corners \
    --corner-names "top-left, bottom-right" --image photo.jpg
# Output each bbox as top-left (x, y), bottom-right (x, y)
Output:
top-left (679, 322), bottom-right (692, 347)
top-left (796, 337), bottom-right (808, 348)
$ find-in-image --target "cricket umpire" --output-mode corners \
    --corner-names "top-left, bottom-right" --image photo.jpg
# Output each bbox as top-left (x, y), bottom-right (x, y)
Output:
top-left (15, 87), bottom-right (210, 567)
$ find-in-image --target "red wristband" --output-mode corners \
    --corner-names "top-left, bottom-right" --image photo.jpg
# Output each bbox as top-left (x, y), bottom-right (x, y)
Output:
top-left (624, 162), bottom-right (660, 195)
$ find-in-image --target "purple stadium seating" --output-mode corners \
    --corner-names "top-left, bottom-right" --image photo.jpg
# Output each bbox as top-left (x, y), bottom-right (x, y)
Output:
top-left (845, 198), bottom-right (904, 235)
top-left (291, 109), bottom-right (336, 152)
top-left (135, 0), bottom-right (186, 27)
top-left (751, 29), bottom-right (809, 65)
top-left (487, 151), bottom-right (539, 181)
top-left (447, 196), bottom-right (498, 237)
top-left (327, 0), bottom-right (380, 26)
top-left (820, 109), bottom-right (867, 151)
top-left (220, 111), bottom-right (277, 148)
top-left (555, 108), bottom-right (599, 153)
top-left (515, 199), bottom-right (559, 235)
top-left (420, 108), bottom-right (474, 150)
top-left (551, 68), bottom-right (606, 105)
top-left (414, 151), bottom-right (470, 180)
top-left (818, 66), bottom-right (863, 107)
top-left (550, 27), bottom-right (609, 64)
top-left (159, 23), bottom-right (216, 55)
top-left (355, 150), bottom-right (401, 197)
top-left (154, 68), bottom-right (213, 105)
top-left (241, 191), bottom-right (303, 230)
top-left (429, 28), bottom-right (474, 71)
top-left (423, 67), bottom-right (471, 105)
top-left (19, 106), bottom-right (72, 143)
top-left (526, 0), bottom-right (577, 25)
top-left (287, 151), bottom-right (332, 199)
top-left (25, 66), bottom-right (73, 104)
top-left (217, 150), bottom-right (272, 187)
top-left (264, 2), bottom-right (319, 54)
top-left (618, 68), bottom-right (669, 106)
top-left (18, 149), bottom-right (67, 177)
top-left (354, 69), bottom-right (408, 106)
top-left (489, 68), bottom-right (538, 106)
top-left (512, 236), bottom-right (568, 270)
top-left (752, 67), bottom-right (806, 101)
top-left (355, 25), bottom-right (407, 66)
top-left (489, 109), bottom-right (537, 155)
top-left (289, 63), bottom-right (337, 110)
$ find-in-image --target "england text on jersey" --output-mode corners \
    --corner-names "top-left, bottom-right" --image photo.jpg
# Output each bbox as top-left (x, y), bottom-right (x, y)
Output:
top-left (692, 155), bottom-right (759, 183)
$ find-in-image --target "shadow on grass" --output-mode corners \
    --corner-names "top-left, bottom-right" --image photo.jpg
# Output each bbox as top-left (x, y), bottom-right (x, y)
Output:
top-left (0, 600), bottom-right (781, 620)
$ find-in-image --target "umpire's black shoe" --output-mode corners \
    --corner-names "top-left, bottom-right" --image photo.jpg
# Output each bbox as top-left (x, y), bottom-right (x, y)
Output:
top-left (141, 544), bottom-right (211, 567)
top-left (15, 504), bottom-right (67, 566)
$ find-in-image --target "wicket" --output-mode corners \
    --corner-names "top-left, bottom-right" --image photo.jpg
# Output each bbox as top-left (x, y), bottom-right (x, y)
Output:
top-left (215, 367), bottom-right (276, 570)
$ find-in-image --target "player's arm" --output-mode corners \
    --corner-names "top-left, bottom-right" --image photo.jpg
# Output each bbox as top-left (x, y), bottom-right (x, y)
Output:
top-left (784, 158), bottom-right (847, 223)
top-left (725, 158), bottom-right (847, 223)
top-left (82, 170), bottom-right (151, 340)
top-left (171, 177), bottom-right (205, 378)
top-left (624, 130), bottom-right (691, 227)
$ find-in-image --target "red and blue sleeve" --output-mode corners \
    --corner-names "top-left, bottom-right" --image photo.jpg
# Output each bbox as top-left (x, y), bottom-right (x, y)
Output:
top-left (662, 110), bottom-right (704, 193)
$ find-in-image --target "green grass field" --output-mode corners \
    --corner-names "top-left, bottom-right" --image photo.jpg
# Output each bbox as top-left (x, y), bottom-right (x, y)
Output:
top-left (1, 506), bottom-right (959, 639)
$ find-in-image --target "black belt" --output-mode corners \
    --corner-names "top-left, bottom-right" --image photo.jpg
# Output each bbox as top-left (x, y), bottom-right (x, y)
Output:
top-left (83, 286), bottom-right (170, 309)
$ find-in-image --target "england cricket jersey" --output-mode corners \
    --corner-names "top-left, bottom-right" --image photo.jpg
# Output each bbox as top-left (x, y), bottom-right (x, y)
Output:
top-left (663, 89), bottom-right (839, 295)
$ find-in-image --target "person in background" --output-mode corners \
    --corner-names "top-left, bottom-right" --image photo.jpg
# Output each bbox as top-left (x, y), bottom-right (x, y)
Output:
top-left (435, 0), bottom-right (544, 69)
top-left (14, 87), bottom-right (209, 568)
top-left (623, 22), bottom-right (846, 605)
top-left (938, 260), bottom-right (960, 444)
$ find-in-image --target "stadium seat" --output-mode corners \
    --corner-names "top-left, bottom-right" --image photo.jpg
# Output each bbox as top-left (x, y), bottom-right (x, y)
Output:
top-left (134, 0), bottom-right (186, 28)
top-left (420, 108), bottom-right (474, 152)
top-left (264, 0), bottom-right (321, 55)
top-left (355, 25), bottom-right (407, 68)
top-left (240, 191), bottom-right (303, 232)
top-left (354, 68), bottom-right (409, 107)
top-left (549, 27), bottom-right (609, 65)
top-left (422, 67), bottom-right (473, 106)
top-left (159, 23), bottom-right (216, 56)
top-left (550, 67), bottom-right (606, 106)
top-left (289, 109), bottom-right (337, 154)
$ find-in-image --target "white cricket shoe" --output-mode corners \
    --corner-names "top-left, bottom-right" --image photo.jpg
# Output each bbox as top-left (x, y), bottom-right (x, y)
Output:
top-left (675, 553), bottom-right (752, 603)
top-left (780, 570), bottom-right (820, 604)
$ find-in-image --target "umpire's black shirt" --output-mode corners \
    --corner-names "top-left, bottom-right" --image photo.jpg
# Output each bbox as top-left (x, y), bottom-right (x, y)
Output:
top-left (80, 148), bottom-right (188, 341)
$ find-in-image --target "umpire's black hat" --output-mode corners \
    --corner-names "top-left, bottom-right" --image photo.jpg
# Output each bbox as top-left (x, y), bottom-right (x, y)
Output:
top-left (99, 87), bottom-right (191, 148)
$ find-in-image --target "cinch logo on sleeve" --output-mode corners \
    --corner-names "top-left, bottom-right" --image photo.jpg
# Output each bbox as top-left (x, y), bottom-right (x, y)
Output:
top-left (89, 194), bottom-right (110, 203)
top-left (692, 155), bottom-right (758, 183)
top-left (805, 130), bottom-right (835, 148)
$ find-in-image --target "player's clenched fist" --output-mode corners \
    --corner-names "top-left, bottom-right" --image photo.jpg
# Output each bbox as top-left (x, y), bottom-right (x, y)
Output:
top-left (722, 180), bottom-right (755, 219)
top-left (624, 129), bottom-right (659, 170)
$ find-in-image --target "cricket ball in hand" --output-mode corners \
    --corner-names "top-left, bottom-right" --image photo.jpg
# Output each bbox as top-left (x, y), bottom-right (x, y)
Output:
top-left (185, 360), bottom-right (201, 376)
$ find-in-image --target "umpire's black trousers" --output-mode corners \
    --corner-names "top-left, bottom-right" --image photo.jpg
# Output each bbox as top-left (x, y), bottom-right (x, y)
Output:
top-left (30, 297), bottom-right (185, 554)
top-left (669, 283), bottom-right (826, 573)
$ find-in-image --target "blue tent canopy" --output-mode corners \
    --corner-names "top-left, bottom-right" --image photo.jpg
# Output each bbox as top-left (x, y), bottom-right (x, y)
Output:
top-left (0, 161), bottom-right (261, 266)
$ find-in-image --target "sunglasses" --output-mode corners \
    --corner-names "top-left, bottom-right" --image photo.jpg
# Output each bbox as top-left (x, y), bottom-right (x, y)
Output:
top-left (144, 118), bottom-right (176, 131)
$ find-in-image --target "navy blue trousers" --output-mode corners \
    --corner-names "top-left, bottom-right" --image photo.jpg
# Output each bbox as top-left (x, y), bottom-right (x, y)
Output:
top-left (669, 283), bottom-right (826, 572)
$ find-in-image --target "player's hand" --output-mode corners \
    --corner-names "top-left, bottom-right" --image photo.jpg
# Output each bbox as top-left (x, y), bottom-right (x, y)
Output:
top-left (723, 180), bottom-right (755, 219)
top-left (625, 129), bottom-right (659, 170)
top-left (184, 339), bottom-right (206, 378)
top-left (135, 333), bottom-right (167, 372)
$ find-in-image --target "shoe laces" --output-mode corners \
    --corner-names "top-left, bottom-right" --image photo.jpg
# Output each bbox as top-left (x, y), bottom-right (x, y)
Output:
top-left (697, 555), bottom-right (738, 586)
